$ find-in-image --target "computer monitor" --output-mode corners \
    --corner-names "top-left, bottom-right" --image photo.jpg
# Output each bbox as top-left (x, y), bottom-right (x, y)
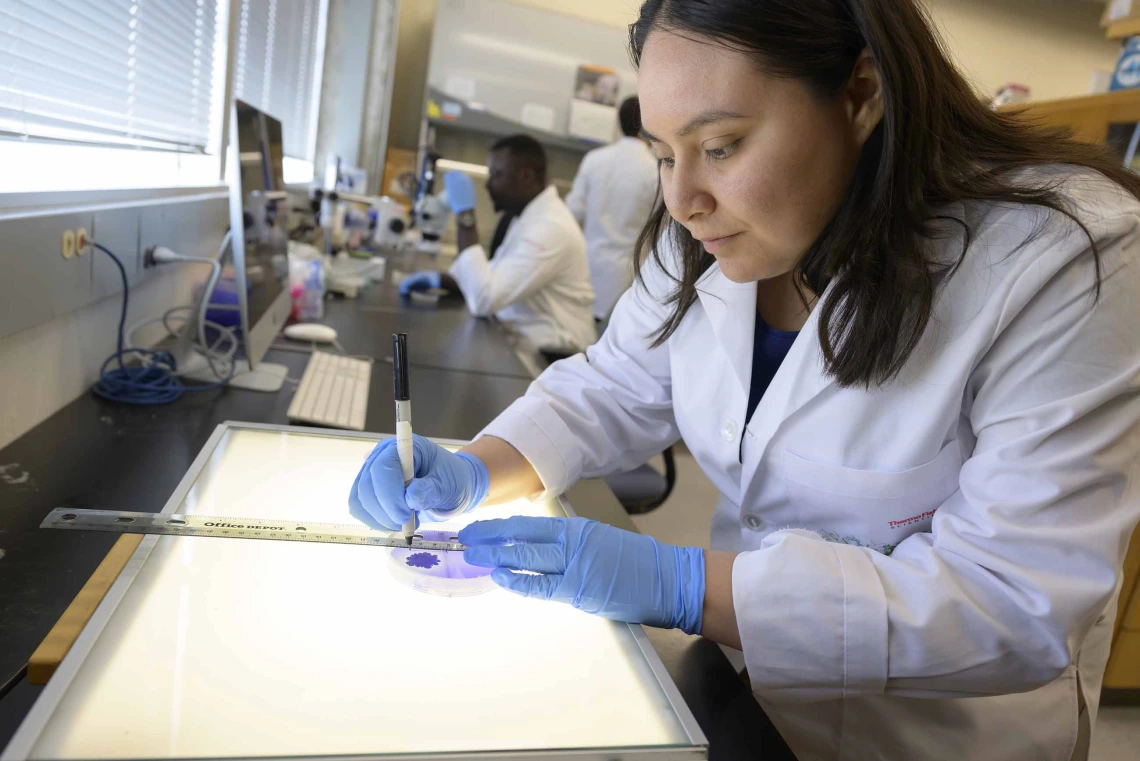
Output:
top-left (229, 100), bottom-right (292, 381)
top-left (172, 100), bottom-right (292, 391)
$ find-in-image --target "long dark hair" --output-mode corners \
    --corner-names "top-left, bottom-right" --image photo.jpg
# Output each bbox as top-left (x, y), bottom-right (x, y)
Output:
top-left (630, 0), bottom-right (1140, 387)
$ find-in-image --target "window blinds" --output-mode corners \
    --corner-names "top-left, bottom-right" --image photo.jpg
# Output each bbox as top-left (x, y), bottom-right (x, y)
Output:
top-left (0, 0), bottom-right (222, 152)
top-left (232, 0), bottom-right (323, 161)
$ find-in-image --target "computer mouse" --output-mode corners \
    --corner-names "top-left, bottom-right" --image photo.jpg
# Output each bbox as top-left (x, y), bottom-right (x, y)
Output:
top-left (283, 323), bottom-right (338, 344)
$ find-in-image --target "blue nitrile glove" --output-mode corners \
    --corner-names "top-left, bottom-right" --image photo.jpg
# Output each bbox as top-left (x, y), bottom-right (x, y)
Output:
top-left (443, 171), bottom-right (477, 213)
top-left (349, 434), bottom-right (490, 531)
top-left (461, 516), bottom-right (706, 635)
top-left (398, 270), bottom-right (441, 297)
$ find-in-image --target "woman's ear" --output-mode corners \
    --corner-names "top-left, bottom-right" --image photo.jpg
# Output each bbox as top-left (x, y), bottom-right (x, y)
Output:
top-left (845, 49), bottom-right (884, 147)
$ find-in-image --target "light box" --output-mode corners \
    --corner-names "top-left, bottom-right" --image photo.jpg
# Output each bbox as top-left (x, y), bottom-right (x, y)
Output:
top-left (3, 422), bottom-right (706, 761)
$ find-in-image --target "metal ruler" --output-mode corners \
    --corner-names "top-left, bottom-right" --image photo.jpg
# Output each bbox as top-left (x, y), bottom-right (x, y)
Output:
top-left (41, 508), bottom-right (466, 552)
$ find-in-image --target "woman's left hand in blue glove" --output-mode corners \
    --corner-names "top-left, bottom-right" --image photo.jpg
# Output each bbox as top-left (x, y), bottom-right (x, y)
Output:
top-left (460, 516), bottom-right (706, 635)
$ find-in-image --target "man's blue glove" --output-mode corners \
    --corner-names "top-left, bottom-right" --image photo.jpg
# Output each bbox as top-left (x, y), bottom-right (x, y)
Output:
top-left (461, 516), bottom-right (705, 635)
top-left (349, 434), bottom-right (490, 531)
top-left (398, 270), bottom-right (441, 297)
top-left (443, 171), bottom-right (477, 213)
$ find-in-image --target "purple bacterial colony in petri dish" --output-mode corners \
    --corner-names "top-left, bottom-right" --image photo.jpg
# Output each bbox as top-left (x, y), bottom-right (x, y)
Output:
top-left (405, 552), bottom-right (441, 569)
top-left (390, 530), bottom-right (493, 580)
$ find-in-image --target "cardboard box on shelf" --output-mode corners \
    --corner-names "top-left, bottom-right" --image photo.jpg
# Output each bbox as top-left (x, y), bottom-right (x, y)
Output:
top-left (1111, 37), bottom-right (1140, 90)
top-left (1103, 0), bottom-right (1140, 28)
top-left (381, 148), bottom-right (416, 205)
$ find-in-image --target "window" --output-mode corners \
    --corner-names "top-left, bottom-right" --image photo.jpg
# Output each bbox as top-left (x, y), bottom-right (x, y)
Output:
top-left (0, 0), bottom-right (227, 192)
top-left (1, 0), bottom-right (222, 151)
top-left (0, 0), bottom-right (327, 194)
top-left (232, 0), bottom-right (326, 182)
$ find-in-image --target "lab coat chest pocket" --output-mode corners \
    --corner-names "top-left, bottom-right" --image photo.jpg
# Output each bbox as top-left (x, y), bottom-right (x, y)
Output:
top-left (781, 442), bottom-right (961, 556)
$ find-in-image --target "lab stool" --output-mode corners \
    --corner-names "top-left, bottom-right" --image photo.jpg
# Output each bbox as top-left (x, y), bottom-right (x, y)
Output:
top-left (603, 447), bottom-right (677, 516)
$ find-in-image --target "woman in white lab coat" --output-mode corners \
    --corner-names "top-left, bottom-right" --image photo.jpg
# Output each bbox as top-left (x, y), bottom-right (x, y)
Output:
top-left (351, 1), bottom-right (1140, 758)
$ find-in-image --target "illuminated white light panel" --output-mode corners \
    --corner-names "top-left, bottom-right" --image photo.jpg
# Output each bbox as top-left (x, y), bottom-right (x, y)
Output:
top-left (24, 429), bottom-right (690, 759)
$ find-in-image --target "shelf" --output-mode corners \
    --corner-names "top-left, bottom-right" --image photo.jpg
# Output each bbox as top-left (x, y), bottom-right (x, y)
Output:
top-left (999, 89), bottom-right (1140, 144)
top-left (1106, 17), bottom-right (1140, 41)
top-left (426, 87), bottom-right (602, 155)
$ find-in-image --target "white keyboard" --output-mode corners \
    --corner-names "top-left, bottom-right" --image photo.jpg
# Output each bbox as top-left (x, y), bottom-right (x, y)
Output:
top-left (287, 351), bottom-right (372, 431)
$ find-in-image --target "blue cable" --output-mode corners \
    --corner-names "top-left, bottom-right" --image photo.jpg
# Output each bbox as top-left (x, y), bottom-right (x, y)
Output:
top-left (92, 242), bottom-right (233, 405)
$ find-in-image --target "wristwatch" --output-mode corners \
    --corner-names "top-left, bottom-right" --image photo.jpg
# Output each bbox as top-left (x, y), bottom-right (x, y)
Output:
top-left (456, 209), bottom-right (476, 228)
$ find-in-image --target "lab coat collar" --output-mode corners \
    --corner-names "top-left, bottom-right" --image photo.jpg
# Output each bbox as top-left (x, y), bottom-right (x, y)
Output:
top-left (497, 187), bottom-right (559, 252)
top-left (694, 262), bottom-right (839, 407)
top-left (740, 280), bottom-right (838, 494)
top-left (695, 265), bottom-right (756, 396)
top-left (519, 185), bottom-right (561, 221)
top-left (695, 262), bottom-right (839, 490)
top-left (747, 285), bottom-right (835, 432)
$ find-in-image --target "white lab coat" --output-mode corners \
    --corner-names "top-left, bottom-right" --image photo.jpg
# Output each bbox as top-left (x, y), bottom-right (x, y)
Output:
top-left (480, 167), bottom-right (1140, 760)
top-left (565, 137), bottom-right (660, 319)
top-left (449, 185), bottom-right (596, 352)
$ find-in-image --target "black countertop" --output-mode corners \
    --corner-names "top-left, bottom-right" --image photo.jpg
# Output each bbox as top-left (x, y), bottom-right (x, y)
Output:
top-left (323, 282), bottom-right (535, 379)
top-left (0, 279), bottom-right (792, 760)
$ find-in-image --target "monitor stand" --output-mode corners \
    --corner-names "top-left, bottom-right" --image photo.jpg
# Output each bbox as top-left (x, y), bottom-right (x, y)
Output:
top-left (177, 352), bottom-right (288, 393)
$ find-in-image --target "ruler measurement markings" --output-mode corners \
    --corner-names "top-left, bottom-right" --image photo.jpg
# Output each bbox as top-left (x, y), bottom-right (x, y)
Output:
top-left (41, 508), bottom-right (466, 552)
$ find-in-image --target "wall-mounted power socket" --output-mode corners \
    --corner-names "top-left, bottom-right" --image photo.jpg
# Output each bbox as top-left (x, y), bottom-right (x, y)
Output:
top-left (2, 198), bottom-right (228, 347)
top-left (61, 229), bottom-right (76, 259)
top-left (75, 228), bottom-right (91, 256)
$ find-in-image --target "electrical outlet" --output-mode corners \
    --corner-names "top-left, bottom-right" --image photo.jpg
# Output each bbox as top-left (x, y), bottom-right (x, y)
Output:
top-left (75, 227), bottom-right (90, 256)
top-left (1, 200), bottom-right (224, 345)
top-left (61, 229), bottom-right (76, 259)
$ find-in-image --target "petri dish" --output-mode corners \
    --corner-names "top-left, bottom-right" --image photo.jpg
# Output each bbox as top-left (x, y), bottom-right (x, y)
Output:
top-left (409, 288), bottom-right (445, 307)
top-left (386, 529), bottom-right (495, 597)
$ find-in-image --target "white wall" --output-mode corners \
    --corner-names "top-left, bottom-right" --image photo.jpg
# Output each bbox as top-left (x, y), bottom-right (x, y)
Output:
top-left (506, 0), bottom-right (1119, 101)
top-left (923, 0), bottom-right (1119, 100)
top-left (508, 0), bottom-right (639, 28)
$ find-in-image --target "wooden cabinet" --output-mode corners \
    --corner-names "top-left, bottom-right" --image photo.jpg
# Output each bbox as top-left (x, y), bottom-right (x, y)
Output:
top-left (1106, 18), bottom-right (1140, 42)
top-left (1104, 530), bottom-right (1140, 691)
top-left (999, 89), bottom-right (1140, 146)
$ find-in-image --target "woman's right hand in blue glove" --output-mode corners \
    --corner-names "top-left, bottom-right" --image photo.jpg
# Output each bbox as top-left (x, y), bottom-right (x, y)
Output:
top-left (349, 434), bottom-right (490, 531)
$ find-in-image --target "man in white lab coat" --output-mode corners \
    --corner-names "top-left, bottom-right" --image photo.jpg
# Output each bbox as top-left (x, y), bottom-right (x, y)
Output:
top-left (565, 97), bottom-right (660, 321)
top-left (400, 135), bottom-right (596, 353)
